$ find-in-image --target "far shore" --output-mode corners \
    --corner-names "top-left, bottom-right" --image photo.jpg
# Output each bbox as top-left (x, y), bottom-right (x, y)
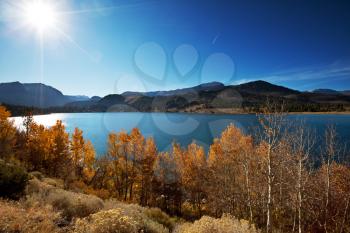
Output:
top-left (9, 109), bottom-right (350, 117)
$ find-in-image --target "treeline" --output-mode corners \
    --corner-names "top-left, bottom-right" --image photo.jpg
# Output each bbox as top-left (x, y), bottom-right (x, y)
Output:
top-left (242, 100), bottom-right (347, 113)
top-left (1, 103), bottom-right (103, 117)
top-left (2, 98), bottom-right (348, 117)
top-left (1, 105), bottom-right (350, 233)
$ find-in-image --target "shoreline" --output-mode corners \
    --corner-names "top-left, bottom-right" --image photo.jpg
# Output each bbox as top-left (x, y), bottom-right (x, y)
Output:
top-left (10, 110), bottom-right (350, 117)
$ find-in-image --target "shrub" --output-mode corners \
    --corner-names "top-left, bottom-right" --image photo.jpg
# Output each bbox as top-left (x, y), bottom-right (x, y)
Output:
top-left (29, 171), bottom-right (44, 180)
top-left (73, 209), bottom-right (141, 233)
top-left (42, 177), bottom-right (64, 188)
top-left (174, 214), bottom-right (260, 233)
top-left (0, 199), bottom-right (62, 233)
top-left (144, 207), bottom-right (175, 231)
top-left (26, 178), bottom-right (104, 221)
top-left (73, 207), bottom-right (169, 233)
top-left (102, 200), bottom-right (173, 233)
top-left (0, 160), bottom-right (28, 199)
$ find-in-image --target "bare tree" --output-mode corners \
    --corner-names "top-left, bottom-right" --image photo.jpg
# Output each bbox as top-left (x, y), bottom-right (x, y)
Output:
top-left (257, 100), bottom-right (287, 233)
top-left (323, 125), bottom-right (337, 233)
top-left (292, 122), bottom-right (315, 233)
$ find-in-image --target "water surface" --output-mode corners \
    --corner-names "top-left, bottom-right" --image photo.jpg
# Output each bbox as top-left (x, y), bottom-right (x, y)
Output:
top-left (12, 112), bottom-right (350, 156)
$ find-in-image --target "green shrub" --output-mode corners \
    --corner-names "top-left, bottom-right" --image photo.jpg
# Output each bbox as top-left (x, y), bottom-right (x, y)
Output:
top-left (0, 160), bottom-right (28, 199)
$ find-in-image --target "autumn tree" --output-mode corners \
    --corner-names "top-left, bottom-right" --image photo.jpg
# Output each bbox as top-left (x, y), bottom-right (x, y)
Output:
top-left (177, 142), bottom-right (207, 218)
top-left (48, 120), bottom-right (71, 181)
top-left (153, 151), bottom-right (182, 215)
top-left (107, 132), bottom-right (123, 198)
top-left (71, 127), bottom-right (85, 176)
top-left (0, 106), bottom-right (16, 161)
top-left (24, 122), bottom-right (51, 171)
top-left (82, 140), bottom-right (96, 183)
top-left (138, 137), bottom-right (157, 206)
top-left (207, 124), bottom-right (260, 222)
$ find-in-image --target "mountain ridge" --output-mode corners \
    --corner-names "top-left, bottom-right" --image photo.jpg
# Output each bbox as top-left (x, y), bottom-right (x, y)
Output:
top-left (0, 82), bottom-right (91, 108)
top-left (1, 80), bottom-right (350, 113)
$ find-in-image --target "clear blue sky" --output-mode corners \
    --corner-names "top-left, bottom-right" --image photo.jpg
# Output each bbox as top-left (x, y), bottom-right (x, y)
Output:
top-left (0, 0), bottom-right (350, 97)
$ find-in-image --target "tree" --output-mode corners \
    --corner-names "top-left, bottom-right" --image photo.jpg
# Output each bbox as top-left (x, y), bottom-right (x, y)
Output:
top-left (257, 101), bottom-right (287, 233)
top-left (25, 123), bottom-right (51, 171)
top-left (82, 140), bottom-right (96, 183)
top-left (71, 128), bottom-right (85, 176)
top-left (290, 123), bottom-right (314, 233)
top-left (207, 124), bottom-right (259, 221)
top-left (323, 125), bottom-right (338, 232)
top-left (153, 151), bottom-right (182, 215)
top-left (139, 137), bottom-right (157, 206)
top-left (180, 142), bottom-right (207, 217)
top-left (0, 106), bottom-right (16, 161)
top-left (48, 120), bottom-right (71, 180)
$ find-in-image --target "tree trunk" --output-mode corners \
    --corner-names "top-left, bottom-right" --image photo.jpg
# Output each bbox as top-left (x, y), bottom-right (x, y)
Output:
top-left (267, 144), bottom-right (272, 233)
top-left (298, 157), bottom-right (302, 233)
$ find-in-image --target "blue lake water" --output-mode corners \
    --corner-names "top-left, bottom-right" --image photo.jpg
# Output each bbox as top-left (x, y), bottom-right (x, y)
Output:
top-left (12, 113), bottom-right (350, 156)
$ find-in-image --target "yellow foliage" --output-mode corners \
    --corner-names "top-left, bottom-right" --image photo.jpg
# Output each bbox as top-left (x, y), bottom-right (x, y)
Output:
top-left (0, 106), bottom-right (16, 160)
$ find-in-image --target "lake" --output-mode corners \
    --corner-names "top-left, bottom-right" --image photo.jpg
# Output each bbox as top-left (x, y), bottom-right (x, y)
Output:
top-left (12, 112), bottom-right (350, 156)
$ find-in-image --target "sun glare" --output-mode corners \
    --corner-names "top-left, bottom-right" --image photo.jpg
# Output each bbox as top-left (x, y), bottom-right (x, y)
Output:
top-left (23, 0), bottom-right (58, 33)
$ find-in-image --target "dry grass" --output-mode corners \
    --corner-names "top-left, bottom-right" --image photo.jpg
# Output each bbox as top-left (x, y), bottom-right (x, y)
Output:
top-left (26, 178), bottom-right (104, 220)
top-left (2, 175), bottom-right (258, 233)
top-left (174, 214), bottom-right (260, 233)
top-left (0, 199), bottom-right (62, 233)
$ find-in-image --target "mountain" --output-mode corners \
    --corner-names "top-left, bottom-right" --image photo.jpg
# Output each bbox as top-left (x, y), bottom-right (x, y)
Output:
top-left (66, 95), bottom-right (90, 102)
top-left (0, 82), bottom-right (89, 108)
top-left (2, 80), bottom-right (350, 113)
top-left (65, 80), bottom-right (349, 113)
top-left (313, 89), bottom-right (341, 95)
top-left (122, 82), bottom-right (225, 97)
top-left (342, 90), bottom-right (350, 96)
top-left (235, 80), bottom-right (299, 96)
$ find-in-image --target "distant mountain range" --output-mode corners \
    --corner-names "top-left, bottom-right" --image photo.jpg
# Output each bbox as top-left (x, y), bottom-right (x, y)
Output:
top-left (0, 82), bottom-right (89, 108)
top-left (312, 89), bottom-right (350, 96)
top-left (1, 80), bottom-right (350, 114)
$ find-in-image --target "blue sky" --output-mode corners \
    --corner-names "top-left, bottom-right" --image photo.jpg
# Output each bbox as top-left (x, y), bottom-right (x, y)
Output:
top-left (0, 0), bottom-right (350, 96)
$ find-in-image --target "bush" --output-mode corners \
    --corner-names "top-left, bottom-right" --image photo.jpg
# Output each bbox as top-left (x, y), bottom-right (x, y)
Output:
top-left (102, 200), bottom-right (173, 233)
top-left (29, 171), bottom-right (44, 180)
top-left (174, 214), bottom-right (260, 233)
top-left (0, 199), bottom-right (62, 233)
top-left (144, 207), bottom-right (175, 231)
top-left (0, 160), bottom-right (28, 199)
top-left (73, 207), bottom-right (169, 233)
top-left (73, 209), bottom-right (142, 233)
top-left (26, 178), bottom-right (104, 221)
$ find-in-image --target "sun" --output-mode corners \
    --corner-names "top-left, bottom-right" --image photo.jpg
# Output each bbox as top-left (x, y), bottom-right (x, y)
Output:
top-left (23, 0), bottom-right (58, 34)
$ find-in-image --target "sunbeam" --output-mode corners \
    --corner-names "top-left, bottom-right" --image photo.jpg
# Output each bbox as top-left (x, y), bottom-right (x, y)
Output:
top-left (53, 26), bottom-right (97, 62)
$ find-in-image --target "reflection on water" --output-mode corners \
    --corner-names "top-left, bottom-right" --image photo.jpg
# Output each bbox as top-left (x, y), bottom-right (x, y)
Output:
top-left (11, 113), bottom-right (350, 157)
top-left (12, 114), bottom-right (68, 130)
